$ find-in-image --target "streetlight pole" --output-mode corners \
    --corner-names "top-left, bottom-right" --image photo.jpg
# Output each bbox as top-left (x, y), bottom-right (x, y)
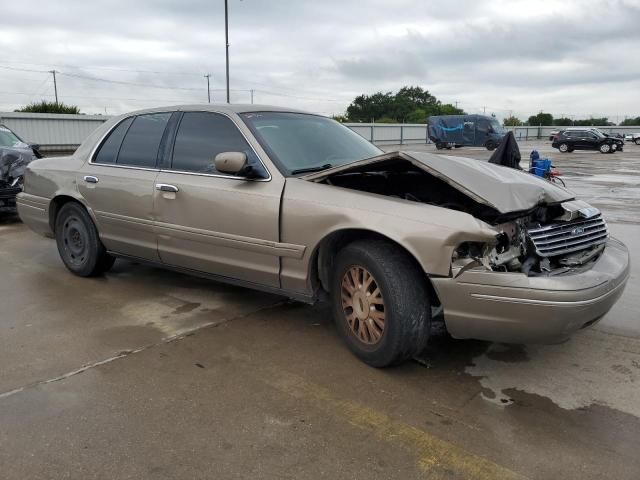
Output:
top-left (225, 0), bottom-right (230, 103)
top-left (204, 74), bottom-right (211, 103)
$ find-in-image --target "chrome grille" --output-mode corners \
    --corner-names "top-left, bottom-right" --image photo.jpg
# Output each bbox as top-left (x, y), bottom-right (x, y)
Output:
top-left (528, 214), bottom-right (608, 257)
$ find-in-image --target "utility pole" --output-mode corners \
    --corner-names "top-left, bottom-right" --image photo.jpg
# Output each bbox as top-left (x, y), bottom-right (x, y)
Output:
top-left (455, 100), bottom-right (459, 109)
top-left (204, 74), bottom-right (211, 103)
top-left (482, 105), bottom-right (486, 114)
top-left (250, 89), bottom-right (254, 104)
top-left (50, 70), bottom-right (59, 104)
top-left (224, 0), bottom-right (230, 103)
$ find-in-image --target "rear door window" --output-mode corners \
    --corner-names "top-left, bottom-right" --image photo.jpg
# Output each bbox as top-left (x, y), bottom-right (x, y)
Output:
top-left (170, 111), bottom-right (264, 176)
top-left (117, 113), bottom-right (171, 168)
top-left (93, 117), bottom-right (134, 164)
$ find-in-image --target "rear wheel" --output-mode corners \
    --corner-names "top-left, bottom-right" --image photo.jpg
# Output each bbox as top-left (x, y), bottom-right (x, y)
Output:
top-left (599, 143), bottom-right (611, 154)
top-left (331, 240), bottom-right (431, 367)
top-left (55, 202), bottom-right (115, 277)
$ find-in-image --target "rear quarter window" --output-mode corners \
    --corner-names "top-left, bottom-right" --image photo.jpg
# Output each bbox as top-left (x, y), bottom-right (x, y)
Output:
top-left (93, 117), bottom-right (134, 164)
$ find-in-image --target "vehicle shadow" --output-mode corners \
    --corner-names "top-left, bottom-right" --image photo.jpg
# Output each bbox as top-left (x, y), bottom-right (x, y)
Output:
top-left (0, 213), bottom-right (21, 226)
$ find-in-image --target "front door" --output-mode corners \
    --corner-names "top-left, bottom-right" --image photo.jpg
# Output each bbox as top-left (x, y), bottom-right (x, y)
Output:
top-left (153, 111), bottom-right (284, 287)
top-left (78, 112), bottom-right (171, 261)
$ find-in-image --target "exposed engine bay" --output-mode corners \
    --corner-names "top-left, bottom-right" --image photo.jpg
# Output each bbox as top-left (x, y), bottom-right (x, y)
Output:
top-left (320, 157), bottom-right (608, 276)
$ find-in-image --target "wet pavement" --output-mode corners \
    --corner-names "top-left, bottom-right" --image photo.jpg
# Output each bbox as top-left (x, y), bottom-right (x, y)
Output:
top-left (1, 142), bottom-right (639, 479)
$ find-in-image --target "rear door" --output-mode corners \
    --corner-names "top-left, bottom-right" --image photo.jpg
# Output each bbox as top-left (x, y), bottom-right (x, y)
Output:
top-left (78, 112), bottom-right (172, 260)
top-left (153, 110), bottom-right (285, 287)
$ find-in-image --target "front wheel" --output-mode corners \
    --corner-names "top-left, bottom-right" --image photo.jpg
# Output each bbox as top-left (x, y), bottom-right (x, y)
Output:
top-left (331, 240), bottom-right (431, 367)
top-left (635, 138), bottom-right (640, 145)
top-left (55, 202), bottom-right (115, 277)
top-left (599, 143), bottom-right (611, 154)
top-left (486, 142), bottom-right (496, 151)
top-left (558, 143), bottom-right (570, 153)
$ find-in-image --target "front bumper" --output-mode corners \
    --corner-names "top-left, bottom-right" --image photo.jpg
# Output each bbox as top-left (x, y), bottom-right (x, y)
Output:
top-left (431, 238), bottom-right (630, 344)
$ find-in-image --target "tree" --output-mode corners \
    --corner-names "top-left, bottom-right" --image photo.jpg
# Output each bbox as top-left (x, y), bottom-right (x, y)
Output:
top-left (620, 116), bottom-right (640, 126)
top-left (437, 103), bottom-right (464, 115)
top-left (553, 117), bottom-right (573, 126)
top-left (15, 101), bottom-right (80, 114)
top-left (503, 116), bottom-right (522, 126)
top-left (527, 112), bottom-right (553, 126)
top-left (344, 86), bottom-right (463, 122)
top-left (345, 92), bottom-right (394, 122)
top-left (573, 117), bottom-right (609, 126)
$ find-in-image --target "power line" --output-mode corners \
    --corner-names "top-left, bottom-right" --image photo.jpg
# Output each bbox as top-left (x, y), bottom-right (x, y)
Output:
top-left (0, 59), bottom-right (203, 76)
top-left (56, 71), bottom-right (203, 91)
top-left (50, 70), bottom-right (58, 104)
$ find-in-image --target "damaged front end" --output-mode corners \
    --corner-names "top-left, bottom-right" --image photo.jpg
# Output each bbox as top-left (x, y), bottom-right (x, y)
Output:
top-left (0, 147), bottom-right (38, 213)
top-left (306, 150), bottom-right (608, 278)
top-left (454, 200), bottom-right (608, 277)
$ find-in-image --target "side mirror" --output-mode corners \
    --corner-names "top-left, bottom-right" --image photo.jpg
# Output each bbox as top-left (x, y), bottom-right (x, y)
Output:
top-left (214, 152), bottom-right (248, 175)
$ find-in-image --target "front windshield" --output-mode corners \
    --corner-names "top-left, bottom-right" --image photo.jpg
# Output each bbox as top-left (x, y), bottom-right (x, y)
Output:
top-left (490, 119), bottom-right (505, 134)
top-left (240, 112), bottom-right (382, 175)
top-left (0, 126), bottom-right (23, 148)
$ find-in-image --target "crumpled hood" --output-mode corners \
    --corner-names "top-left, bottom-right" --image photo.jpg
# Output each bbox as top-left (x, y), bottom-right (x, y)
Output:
top-left (305, 150), bottom-right (574, 214)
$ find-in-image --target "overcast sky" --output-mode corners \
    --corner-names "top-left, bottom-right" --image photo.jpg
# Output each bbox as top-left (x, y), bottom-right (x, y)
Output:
top-left (0, 0), bottom-right (639, 121)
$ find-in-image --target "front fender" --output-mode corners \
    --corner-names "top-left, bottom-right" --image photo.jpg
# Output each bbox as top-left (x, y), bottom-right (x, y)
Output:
top-left (279, 178), bottom-right (498, 295)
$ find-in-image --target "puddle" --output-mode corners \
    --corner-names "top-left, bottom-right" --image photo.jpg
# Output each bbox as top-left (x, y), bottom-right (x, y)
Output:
top-left (465, 330), bottom-right (640, 417)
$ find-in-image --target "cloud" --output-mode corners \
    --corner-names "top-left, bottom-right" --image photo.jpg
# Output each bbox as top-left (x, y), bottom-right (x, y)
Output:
top-left (0, 0), bottom-right (638, 120)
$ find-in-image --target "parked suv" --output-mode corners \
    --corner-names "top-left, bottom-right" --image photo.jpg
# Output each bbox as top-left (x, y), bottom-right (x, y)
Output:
top-left (552, 129), bottom-right (624, 153)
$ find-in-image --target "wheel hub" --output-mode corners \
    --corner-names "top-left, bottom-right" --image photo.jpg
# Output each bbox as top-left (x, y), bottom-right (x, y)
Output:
top-left (62, 217), bottom-right (88, 265)
top-left (341, 266), bottom-right (385, 345)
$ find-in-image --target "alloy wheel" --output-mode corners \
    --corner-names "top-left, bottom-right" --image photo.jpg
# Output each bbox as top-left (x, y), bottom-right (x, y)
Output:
top-left (341, 266), bottom-right (385, 345)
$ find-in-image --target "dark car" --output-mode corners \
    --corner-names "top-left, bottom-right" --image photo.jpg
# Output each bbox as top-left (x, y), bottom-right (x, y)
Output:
top-left (552, 129), bottom-right (624, 154)
top-left (0, 124), bottom-right (42, 213)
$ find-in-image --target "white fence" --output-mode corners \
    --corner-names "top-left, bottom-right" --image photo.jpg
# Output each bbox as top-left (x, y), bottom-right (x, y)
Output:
top-left (344, 123), bottom-right (430, 145)
top-left (1, 112), bottom-right (639, 152)
top-left (0, 112), bottom-right (109, 152)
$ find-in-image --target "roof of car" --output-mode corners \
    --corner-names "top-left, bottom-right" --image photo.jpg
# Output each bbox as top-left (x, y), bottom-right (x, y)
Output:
top-left (120, 104), bottom-right (312, 117)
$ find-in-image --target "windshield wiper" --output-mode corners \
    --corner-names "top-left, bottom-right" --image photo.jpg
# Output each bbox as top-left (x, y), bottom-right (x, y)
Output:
top-left (290, 163), bottom-right (333, 175)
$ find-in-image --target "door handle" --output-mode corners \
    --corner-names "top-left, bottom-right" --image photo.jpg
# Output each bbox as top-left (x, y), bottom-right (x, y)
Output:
top-left (83, 175), bottom-right (99, 184)
top-left (156, 184), bottom-right (179, 193)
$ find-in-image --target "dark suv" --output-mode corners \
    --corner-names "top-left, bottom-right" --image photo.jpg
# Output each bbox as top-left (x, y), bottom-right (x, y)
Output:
top-left (552, 129), bottom-right (624, 154)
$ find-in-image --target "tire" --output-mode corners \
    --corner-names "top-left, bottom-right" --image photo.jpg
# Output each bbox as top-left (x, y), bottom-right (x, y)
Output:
top-left (599, 143), bottom-right (611, 154)
top-left (55, 202), bottom-right (115, 277)
top-left (435, 142), bottom-right (444, 150)
top-left (486, 142), bottom-right (496, 151)
top-left (330, 240), bottom-right (431, 367)
top-left (635, 139), bottom-right (640, 145)
top-left (558, 143), bottom-right (569, 153)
